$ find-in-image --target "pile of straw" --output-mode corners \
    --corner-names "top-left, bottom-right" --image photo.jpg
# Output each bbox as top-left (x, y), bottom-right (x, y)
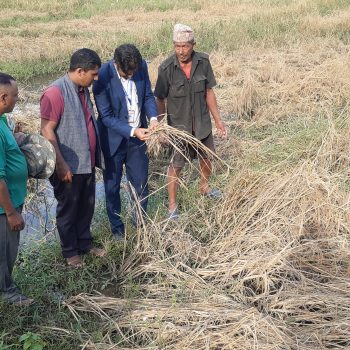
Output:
top-left (65, 150), bottom-right (350, 349)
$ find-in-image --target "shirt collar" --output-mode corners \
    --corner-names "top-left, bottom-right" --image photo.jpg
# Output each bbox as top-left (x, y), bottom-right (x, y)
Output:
top-left (116, 69), bottom-right (126, 82)
top-left (0, 114), bottom-right (9, 128)
top-left (115, 64), bottom-right (132, 83)
top-left (66, 73), bottom-right (83, 93)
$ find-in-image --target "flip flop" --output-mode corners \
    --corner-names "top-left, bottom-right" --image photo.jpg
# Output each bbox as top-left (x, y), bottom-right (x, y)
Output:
top-left (7, 293), bottom-right (34, 307)
top-left (88, 247), bottom-right (107, 257)
top-left (167, 207), bottom-right (179, 220)
top-left (66, 255), bottom-right (84, 268)
top-left (203, 188), bottom-right (223, 199)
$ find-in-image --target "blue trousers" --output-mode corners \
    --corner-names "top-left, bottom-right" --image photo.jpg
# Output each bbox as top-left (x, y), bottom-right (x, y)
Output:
top-left (103, 137), bottom-right (149, 235)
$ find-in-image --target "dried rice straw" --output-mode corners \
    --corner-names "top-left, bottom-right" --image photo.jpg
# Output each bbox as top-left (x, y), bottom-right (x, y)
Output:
top-left (146, 117), bottom-right (232, 175)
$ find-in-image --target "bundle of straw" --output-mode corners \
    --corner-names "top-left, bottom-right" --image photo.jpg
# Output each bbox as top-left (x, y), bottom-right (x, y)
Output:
top-left (146, 118), bottom-right (231, 173)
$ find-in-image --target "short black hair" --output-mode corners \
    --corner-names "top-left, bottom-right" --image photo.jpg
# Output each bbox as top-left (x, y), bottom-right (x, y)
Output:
top-left (114, 44), bottom-right (142, 74)
top-left (69, 48), bottom-right (101, 71)
top-left (0, 73), bottom-right (16, 86)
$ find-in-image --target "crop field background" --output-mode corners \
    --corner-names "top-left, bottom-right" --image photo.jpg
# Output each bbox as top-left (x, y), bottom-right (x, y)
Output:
top-left (1, 0), bottom-right (350, 349)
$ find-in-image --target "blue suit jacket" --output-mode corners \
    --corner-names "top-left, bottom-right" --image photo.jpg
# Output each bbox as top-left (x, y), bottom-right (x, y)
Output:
top-left (93, 59), bottom-right (157, 158)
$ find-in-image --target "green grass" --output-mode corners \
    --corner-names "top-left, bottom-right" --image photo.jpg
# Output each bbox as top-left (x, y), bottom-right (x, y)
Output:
top-left (0, 111), bottom-right (347, 349)
top-left (2, 0), bottom-right (350, 81)
top-left (0, 23), bottom-right (174, 81)
top-left (0, 200), bottom-right (126, 349)
top-left (241, 114), bottom-right (330, 171)
top-left (2, 0), bottom-right (348, 20)
top-left (312, 0), bottom-right (350, 16)
top-left (0, 58), bottom-right (67, 83)
top-left (0, 0), bottom-right (202, 25)
top-left (1, 0), bottom-right (350, 348)
top-left (0, 191), bottom-right (170, 349)
top-left (0, 14), bottom-right (54, 28)
top-left (0, 11), bottom-right (301, 81)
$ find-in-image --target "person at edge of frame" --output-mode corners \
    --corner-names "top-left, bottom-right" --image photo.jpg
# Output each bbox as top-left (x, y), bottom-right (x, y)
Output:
top-left (40, 48), bottom-right (107, 268)
top-left (0, 72), bottom-right (34, 306)
top-left (93, 44), bottom-right (158, 240)
top-left (154, 23), bottom-right (227, 220)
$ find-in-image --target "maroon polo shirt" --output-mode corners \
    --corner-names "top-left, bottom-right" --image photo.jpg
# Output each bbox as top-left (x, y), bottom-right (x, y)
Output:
top-left (40, 85), bottom-right (96, 168)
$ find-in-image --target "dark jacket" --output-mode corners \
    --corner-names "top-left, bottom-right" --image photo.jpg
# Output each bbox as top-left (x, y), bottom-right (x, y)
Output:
top-left (154, 51), bottom-right (216, 140)
top-left (93, 59), bottom-right (157, 158)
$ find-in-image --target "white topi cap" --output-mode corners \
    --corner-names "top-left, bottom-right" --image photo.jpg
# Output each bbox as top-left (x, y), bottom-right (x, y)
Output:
top-left (173, 23), bottom-right (195, 43)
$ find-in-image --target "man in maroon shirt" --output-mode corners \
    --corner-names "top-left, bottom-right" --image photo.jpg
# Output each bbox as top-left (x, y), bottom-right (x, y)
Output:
top-left (40, 85), bottom-right (97, 174)
top-left (41, 48), bottom-right (106, 268)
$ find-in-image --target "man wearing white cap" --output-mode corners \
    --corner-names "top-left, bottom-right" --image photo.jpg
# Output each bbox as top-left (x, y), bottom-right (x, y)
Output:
top-left (155, 23), bottom-right (227, 219)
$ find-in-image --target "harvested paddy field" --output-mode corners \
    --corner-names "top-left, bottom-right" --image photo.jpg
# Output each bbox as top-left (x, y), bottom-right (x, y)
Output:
top-left (1, 0), bottom-right (350, 349)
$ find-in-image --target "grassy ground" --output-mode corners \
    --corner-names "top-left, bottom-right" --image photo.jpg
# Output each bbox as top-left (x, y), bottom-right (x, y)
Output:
top-left (1, 0), bottom-right (350, 349)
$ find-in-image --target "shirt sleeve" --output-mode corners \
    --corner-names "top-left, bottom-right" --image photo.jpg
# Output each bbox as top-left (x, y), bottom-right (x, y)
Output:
top-left (206, 60), bottom-right (217, 89)
top-left (0, 131), bottom-right (7, 180)
top-left (40, 86), bottom-right (64, 122)
top-left (154, 67), bottom-right (170, 99)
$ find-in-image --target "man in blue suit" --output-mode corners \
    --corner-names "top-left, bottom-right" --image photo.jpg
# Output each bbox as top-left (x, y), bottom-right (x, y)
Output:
top-left (93, 44), bottom-right (158, 239)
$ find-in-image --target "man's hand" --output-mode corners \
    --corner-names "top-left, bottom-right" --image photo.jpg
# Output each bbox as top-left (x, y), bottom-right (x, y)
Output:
top-left (134, 128), bottom-right (150, 141)
top-left (56, 161), bottom-right (73, 183)
top-left (7, 210), bottom-right (25, 231)
top-left (149, 119), bottom-right (159, 131)
top-left (215, 120), bottom-right (227, 139)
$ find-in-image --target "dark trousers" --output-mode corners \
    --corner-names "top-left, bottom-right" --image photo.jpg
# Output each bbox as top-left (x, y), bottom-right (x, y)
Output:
top-left (50, 172), bottom-right (95, 258)
top-left (103, 138), bottom-right (149, 235)
top-left (0, 207), bottom-right (21, 302)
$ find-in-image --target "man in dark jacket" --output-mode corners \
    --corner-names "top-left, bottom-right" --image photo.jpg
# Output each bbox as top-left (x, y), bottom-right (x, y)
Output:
top-left (154, 24), bottom-right (227, 219)
top-left (41, 48), bottom-right (106, 268)
top-left (93, 44), bottom-right (158, 239)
